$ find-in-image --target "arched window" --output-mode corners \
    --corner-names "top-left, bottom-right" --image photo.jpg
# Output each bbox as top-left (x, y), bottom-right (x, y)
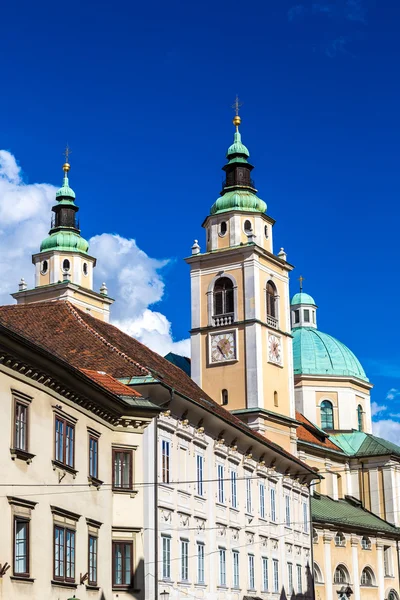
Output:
top-left (389, 590), bottom-right (400, 600)
top-left (321, 400), bottom-right (334, 430)
top-left (213, 277), bottom-right (234, 317)
top-left (220, 221), bottom-right (227, 236)
top-left (333, 565), bottom-right (349, 584)
top-left (314, 563), bottom-right (323, 584)
top-left (41, 260), bottom-right (48, 274)
top-left (62, 258), bottom-right (70, 272)
top-left (266, 281), bottom-right (278, 326)
top-left (244, 219), bottom-right (252, 233)
top-left (361, 536), bottom-right (371, 550)
top-left (334, 532), bottom-right (346, 547)
top-left (221, 389), bottom-right (228, 406)
top-left (361, 567), bottom-right (374, 586)
top-left (274, 391), bottom-right (278, 407)
top-left (357, 404), bottom-right (364, 432)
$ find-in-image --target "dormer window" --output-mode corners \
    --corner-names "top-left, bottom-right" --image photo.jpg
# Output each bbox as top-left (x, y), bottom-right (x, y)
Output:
top-left (361, 536), bottom-right (371, 550)
top-left (334, 532), bottom-right (346, 547)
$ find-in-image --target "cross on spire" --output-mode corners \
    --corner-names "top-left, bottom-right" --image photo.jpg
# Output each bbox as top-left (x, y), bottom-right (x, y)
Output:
top-left (63, 144), bottom-right (71, 164)
top-left (298, 275), bottom-right (304, 292)
top-left (232, 95), bottom-right (243, 117)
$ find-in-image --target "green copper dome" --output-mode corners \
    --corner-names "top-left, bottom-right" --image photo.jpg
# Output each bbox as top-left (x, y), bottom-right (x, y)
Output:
top-left (56, 174), bottom-right (76, 199)
top-left (227, 131), bottom-right (249, 158)
top-left (291, 292), bottom-right (316, 306)
top-left (40, 231), bottom-right (89, 253)
top-left (211, 190), bottom-right (267, 215)
top-left (292, 327), bottom-right (368, 382)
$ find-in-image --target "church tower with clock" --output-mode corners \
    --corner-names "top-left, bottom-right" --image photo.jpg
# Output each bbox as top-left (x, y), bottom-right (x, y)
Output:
top-left (186, 109), bottom-right (297, 452)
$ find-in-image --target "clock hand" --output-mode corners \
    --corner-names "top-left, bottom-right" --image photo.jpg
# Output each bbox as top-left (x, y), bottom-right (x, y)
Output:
top-left (217, 344), bottom-right (225, 357)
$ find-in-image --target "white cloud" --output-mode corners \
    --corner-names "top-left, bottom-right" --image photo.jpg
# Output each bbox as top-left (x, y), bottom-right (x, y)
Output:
top-left (372, 419), bottom-right (400, 444)
top-left (0, 150), bottom-right (189, 358)
top-left (371, 402), bottom-right (387, 417)
top-left (386, 388), bottom-right (400, 401)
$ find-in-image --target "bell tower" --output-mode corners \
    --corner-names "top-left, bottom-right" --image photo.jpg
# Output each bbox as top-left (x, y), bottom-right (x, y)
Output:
top-left (12, 153), bottom-right (113, 321)
top-left (186, 108), bottom-right (297, 452)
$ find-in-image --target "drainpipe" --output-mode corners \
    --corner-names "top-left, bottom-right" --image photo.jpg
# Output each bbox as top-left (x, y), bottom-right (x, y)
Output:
top-left (308, 480), bottom-right (316, 600)
top-left (154, 416), bottom-right (159, 600)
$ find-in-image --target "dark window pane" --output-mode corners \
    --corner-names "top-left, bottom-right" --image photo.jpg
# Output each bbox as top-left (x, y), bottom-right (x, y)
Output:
top-left (14, 519), bottom-right (28, 575)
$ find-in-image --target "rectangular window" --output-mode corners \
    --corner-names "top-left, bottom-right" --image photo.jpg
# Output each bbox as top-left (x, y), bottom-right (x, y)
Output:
top-left (270, 487), bottom-right (276, 522)
top-left (294, 309), bottom-right (300, 324)
top-left (55, 416), bottom-right (75, 468)
top-left (180, 539), bottom-right (189, 581)
top-left (285, 494), bottom-right (291, 527)
top-left (232, 550), bottom-right (239, 588)
top-left (231, 469), bottom-right (237, 508)
top-left (14, 518), bottom-right (29, 576)
top-left (303, 501), bottom-right (308, 533)
top-left (162, 536), bottom-right (171, 579)
top-left (179, 446), bottom-right (188, 490)
top-left (197, 542), bottom-right (205, 584)
top-left (248, 554), bottom-right (255, 590)
top-left (259, 480), bottom-right (265, 518)
top-left (14, 402), bottom-right (28, 451)
top-left (384, 546), bottom-right (392, 576)
top-left (54, 525), bottom-right (75, 582)
top-left (246, 476), bottom-right (252, 513)
top-left (217, 464), bottom-right (224, 503)
top-left (262, 557), bottom-right (268, 591)
top-left (219, 547), bottom-right (226, 586)
top-left (161, 440), bottom-right (170, 483)
top-left (88, 535), bottom-right (98, 586)
top-left (288, 563), bottom-right (293, 594)
top-left (89, 436), bottom-right (98, 479)
top-left (297, 564), bottom-right (302, 593)
top-left (112, 541), bottom-right (132, 588)
top-left (196, 454), bottom-right (204, 496)
top-left (304, 309), bottom-right (310, 322)
top-left (113, 449), bottom-right (133, 489)
top-left (273, 559), bottom-right (279, 593)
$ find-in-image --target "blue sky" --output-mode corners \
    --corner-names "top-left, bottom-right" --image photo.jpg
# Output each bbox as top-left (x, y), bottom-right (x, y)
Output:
top-left (1, 0), bottom-right (400, 436)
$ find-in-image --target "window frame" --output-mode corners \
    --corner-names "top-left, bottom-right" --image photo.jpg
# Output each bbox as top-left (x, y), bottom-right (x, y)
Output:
top-left (259, 479), bottom-right (265, 519)
top-left (197, 542), bottom-right (205, 584)
top-left (53, 524), bottom-right (76, 583)
top-left (213, 277), bottom-right (234, 317)
top-left (262, 556), bottom-right (268, 591)
top-left (89, 434), bottom-right (99, 480)
top-left (219, 547), bottom-right (226, 586)
top-left (230, 469), bottom-right (237, 508)
top-left (232, 550), bottom-right (240, 588)
top-left (288, 562), bottom-right (293, 594)
top-left (303, 500), bottom-right (309, 533)
top-left (357, 404), bottom-right (364, 432)
top-left (320, 400), bottom-right (334, 430)
top-left (112, 448), bottom-right (133, 490)
top-left (13, 516), bottom-right (30, 578)
top-left (196, 453), bottom-right (204, 496)
top-left (248, 553), bottom-right (255, 590)
top-left (360, 567), bottom-right (374, 586)
top-left (270, 486), bottom-right (277, 522)
top-left (54, 415), bottom-right (75, 469)
top-left (180, 538), bottom-right (189, 582)
top-left (333, 565), bottom-right (348, 584)
top-left (14, 400), bottom-right (29, 452)
top-left (297, 564), bottom-right (302, 593)
top-left (246, 475), bottom-right (252, 514)
top-left (285, 493), bottom-right (291, 527)
top-left (162, 535), bottom-right (171, 580)
top-left (161, 439), bottom-right (170, 484)
top-left (112, 540), bottom-right (133, 589)
top-left (217, 463), bottom-right (225, 504)
top-left (88, 534), bottom-right (98, 586)
top-left (273, 559), bottom-right (279, 593)
top-left (266, 280), bottom-right (278, 320)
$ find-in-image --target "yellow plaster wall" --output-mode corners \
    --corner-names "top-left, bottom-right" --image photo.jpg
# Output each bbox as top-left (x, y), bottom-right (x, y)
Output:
top-left (262, 419), bottom-right (292, 451)
top-left (295, 377), bottom-right (371, 394)
top-left (199, 264), bottom-right (245, 326)
top-left (261, 332), bottom-right (292, 418)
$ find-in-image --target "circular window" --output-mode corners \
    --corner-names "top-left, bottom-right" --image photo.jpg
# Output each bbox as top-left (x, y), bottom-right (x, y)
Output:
top-left (83, 262), bottom-right (88, 276)
top-left (219, 221), bottom-right (227, 236)
top-left (62, 259), bottom-right (70, 272)
top-left (244, 219), bottom-right (252, 233)
top-left (41, 260), bottom-right (48, 275)
top-left (264, 225), bottom-right (268, 239)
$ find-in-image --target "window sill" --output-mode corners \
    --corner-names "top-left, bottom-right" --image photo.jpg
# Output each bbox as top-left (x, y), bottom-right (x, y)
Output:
top-left (51, 579), bottom-right (77, 589)
top-left (194, 583), bottom-right (207, 588)
top-left (86, 584), bottom-right (100, 590)
top-left (112, 487), bottom-right (138, 497)
top-left (52, 460), bottom-right (78, 477)
top-left (10, 448), bottom-right (35, 463)
top-left (10, 575), bottom-right (35, 583)
top-left (178, 581), bottom-right (191, 586)
top-left (112, 586), bottom-right (136, 592)
top-left (217, 585), bottom-right (228, 589)
top-left (88, 475), bottom-right (103, 488)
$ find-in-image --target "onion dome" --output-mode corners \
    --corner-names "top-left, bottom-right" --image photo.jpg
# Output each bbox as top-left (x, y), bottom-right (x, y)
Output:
top-left (210, 113), bottom-right (267, 215)
top-left (40, 160), bottom-right (89, 254)
top-left (291, 290), bottom-right (368, 382)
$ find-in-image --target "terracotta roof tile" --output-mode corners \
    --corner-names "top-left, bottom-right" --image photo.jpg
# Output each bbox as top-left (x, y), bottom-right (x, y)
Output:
top-left (296, 411), bottom-right (343, 453)
top-left (81, 369), bottom-right (142, 397)
top-left (0, 301), bottom-right (314, 473)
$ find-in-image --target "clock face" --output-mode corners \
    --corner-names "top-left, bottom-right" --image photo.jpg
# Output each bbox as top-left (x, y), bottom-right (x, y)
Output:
top-left (210, 331), bottom-right (237, 363)
top-left (268, 334), bottom-right (282, 365)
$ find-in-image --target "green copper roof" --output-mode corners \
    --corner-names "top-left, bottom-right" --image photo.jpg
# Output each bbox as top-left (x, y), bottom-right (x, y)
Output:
top-left (291, 292), bottom-right (316, 306)
top-left (311, 494), bottom-right (400, 534)
top-left (332, 431), bottom-right (400, 458)
top-left (227, 131), bottom-right (249, 158)
top-left (211, 190), bottom-right (267, 215)
top-left (292, 327), bottom-right (368, 381)
top-left (40, 231), bottom-right (89, 253)
top-left (56, 174), bottom-right (76, 199)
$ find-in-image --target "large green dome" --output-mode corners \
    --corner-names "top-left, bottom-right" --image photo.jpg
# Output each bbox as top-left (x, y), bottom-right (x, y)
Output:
top-left (211, 190), bottom-right (267, 215)
top-left (291, 292), bottom-right (316, 306)
top-left (292, 327), bottom-right (368, 382)
top-left (40, 231), bottom-right (89, 253)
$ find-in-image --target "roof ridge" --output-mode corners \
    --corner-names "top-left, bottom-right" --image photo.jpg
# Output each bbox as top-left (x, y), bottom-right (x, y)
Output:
top-left (64, 302), bottom-right (151, 376)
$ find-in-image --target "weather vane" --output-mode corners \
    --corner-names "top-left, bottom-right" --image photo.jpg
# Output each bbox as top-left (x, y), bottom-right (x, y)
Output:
top-left (298, 275), bottom-right (304, 292)
top-left (232, 95), bottom-right (243, 117)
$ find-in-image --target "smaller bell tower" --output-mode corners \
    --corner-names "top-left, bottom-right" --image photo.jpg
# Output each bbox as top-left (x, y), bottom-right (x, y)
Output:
top-left (12, 152), bottom-right (113, 321)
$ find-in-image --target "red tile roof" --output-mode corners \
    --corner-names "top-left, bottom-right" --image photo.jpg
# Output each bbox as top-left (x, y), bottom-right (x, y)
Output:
top-left (81, 369), bottom-right (142, 397)
top-left (0, 301), bottom-right (314, 473)
top-left (296, 411), bottom-right (343, 453)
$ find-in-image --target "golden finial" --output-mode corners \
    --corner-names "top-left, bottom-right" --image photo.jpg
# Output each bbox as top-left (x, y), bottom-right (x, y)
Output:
top-left (63, 144), bottom-right (71, 173)
top-left (298, 275), bottom-right (304, 292)
top-left (232, 95), bottom-right (243, 129)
